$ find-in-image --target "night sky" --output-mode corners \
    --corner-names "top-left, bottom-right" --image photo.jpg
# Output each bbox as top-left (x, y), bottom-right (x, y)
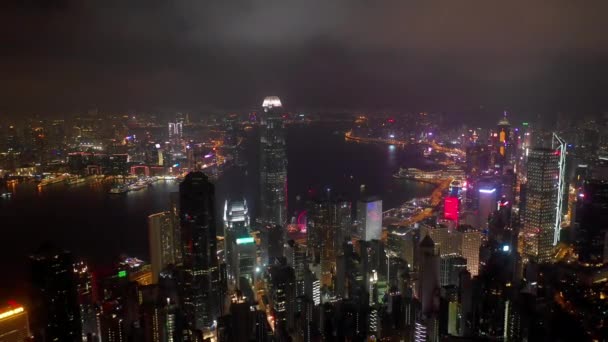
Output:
top-left (1, 0), bottom-right (607, 116)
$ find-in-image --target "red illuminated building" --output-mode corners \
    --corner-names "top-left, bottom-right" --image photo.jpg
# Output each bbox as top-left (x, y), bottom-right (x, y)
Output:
top-left (444, 196), bottom-right (459, 224)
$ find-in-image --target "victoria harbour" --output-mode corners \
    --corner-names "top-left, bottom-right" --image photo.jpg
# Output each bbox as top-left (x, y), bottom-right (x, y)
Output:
top-left (0, 123), bottom-right (434, 301)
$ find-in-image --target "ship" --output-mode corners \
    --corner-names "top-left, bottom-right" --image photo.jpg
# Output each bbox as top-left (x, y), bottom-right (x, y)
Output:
top-left (67, 176), bottom-right (86, 185)
top-left (108, 184), bottom-right (129, 194)
top-left (38, 175), bottom-right (69, 187)
top-left (128, 180), bottom-right (148, 191)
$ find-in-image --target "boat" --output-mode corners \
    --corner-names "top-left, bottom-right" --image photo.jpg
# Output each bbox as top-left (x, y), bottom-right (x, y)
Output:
top-left (108, 184), bottom-right (129, 194)
top-left (0, 192), bottom-right (11, 199)
top-left (128, 181), bottom-right (148, 191)
top-left (67, 176), bottom-right (86, 185)
top-left (38, 175), bottom-right (68, 187)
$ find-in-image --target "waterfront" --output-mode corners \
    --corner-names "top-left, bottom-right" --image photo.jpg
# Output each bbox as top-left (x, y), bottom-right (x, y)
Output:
top-left (0, 122), bottom-right (435, 301)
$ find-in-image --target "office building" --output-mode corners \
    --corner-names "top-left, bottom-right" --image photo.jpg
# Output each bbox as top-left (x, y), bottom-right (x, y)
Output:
top-left (74, 261), bottom-right (98, 340)
top-left (148, 211), bottom-right (180, 284)
top-left (439, 255), bottom-right (467, 287)
top-left (357, 197), bottom-right (382, 241)
top-left (575, 180), bottom-right (608, 264)
top-left (418, 235), bottom-right (440, 315)
top-left (444, 196), bottom-right (459, 224)
top-left (268, 264), bottom-right (296, 336)
top-left (425, 227), bottom-right (462, 257)
top-left (478, 186), bottom-right (497, 230)
top-left (179, 172), bottom-right (220, 330)
top-left (523, 147), bottom-right (561, 263)
top-left (223, 198), bottom-right (251, 282)
top-left (496, 112), bottom-right (511, 169)
top-left (0, 304), bottom-right (31, 342)
top-left (462, 231), bottom-right (482, 276)
top-left (231, 236), bottom-right (256, 289)
top-left (30, 246), bottom-right (82, 341)
top-left (259, 96), bottom-right (288, 226)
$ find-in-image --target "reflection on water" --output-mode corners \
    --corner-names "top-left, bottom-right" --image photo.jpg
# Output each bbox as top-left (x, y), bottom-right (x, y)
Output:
top-left (0, 122), bottom-right (434, 301)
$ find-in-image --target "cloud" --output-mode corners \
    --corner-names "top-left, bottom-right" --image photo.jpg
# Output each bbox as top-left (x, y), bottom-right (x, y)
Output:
top-left (0, 0), bottom-right (607, 113)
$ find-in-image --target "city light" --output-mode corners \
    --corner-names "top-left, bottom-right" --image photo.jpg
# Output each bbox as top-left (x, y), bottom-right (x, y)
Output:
top-left (479, 188), bottom-right (496, 194)
top-left (118, 270), bottom-right (127, 278)
top-left (236, 237), bottom-right (254, 245)
top-left (0, 306), bottom-right (24, 320)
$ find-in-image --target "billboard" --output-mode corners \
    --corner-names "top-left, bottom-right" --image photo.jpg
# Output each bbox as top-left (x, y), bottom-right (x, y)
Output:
top-left (365, 200), bottom-right (382, 241)
top-left (444, 196), bottom-right (459, 222)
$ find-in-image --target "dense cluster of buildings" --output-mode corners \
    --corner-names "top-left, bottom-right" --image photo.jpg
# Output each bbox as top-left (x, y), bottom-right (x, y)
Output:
top-left (1, 100), bottom-right (608, 341)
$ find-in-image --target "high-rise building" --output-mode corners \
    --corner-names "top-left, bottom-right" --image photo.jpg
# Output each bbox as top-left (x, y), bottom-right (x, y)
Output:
top-left (148, 211), bottom-right (180, 284)
top-left (307, 199), bottom-right (351, 280)
top-left (30, 246), bottom-right (82, 341)
top-left (0, 304), bottom-right (31, 342)
top-left (259, 96), bottom-right (287, 226)
top-left (478, 186), bottom-right (497, 230)
top-left (523, 148), bottom-right (561, 263)
top-left (444, 196), bottom-right (459, 224)
top-left (179, 172), bottom-right (220, 330)
top-left (462, 231), bottom-right (482, 276)
top-left (223, 198), bottom-right (251, 283)
top-left (439, 254), bottom-right (468, 287)
top-left (575, 180), bottom-right (608, 264)
top-left (74, 261), bottom-right (98, 340)
top-left (357, 197), bottom-right (382, 241)
top-left (418, 235), bottom-right (440, 315)
top-left (496, 112), bottom-right (511, 169)
top-left (268, 264), bottom-right (296, 336)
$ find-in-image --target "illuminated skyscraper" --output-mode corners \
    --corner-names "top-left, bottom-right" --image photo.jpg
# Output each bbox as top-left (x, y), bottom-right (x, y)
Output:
top-left (148, 211), bottom-right (180, 284)
top-left (496, 112), bottom-right (511, 169)
top-left (30, 246), bottom-right (82, 341)
top-left (462, 231), bottom-right (482, 276)
top-left (478, 186), bottom-right (497, 230)
top-left (523, 146), bottom-right (563, 263)
top-left (179, 172), bottom-right (220, 329)
top-left (74, 261), bottom-right (98, 340)
top-left (0, 304), bottom-right (31, 342)
top-left (357, 197), bottom-right (382, 241)
top-left (223, 198), bottom-right (251, 284)
top-left (259, 96), bottom-right (287, 226)
top-left (444, 196), bottom-right (459, 224)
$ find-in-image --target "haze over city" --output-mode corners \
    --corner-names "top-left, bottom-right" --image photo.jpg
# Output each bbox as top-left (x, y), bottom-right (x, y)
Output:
top-left (1, 1), bottom-right (608, 116)
top-left (1, 1), bottom-right (608, 342)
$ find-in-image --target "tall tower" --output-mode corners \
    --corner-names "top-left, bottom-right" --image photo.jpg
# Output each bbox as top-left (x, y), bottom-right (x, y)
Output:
top-left (496, 111), bottom-right (511, 169)
top-left (523, 146), bottom-right (562, 263)
top-left (30, 246), bottom-right (82, 341)
top-left (148, 211), bottom-right (180, 284)
top-left (179, 172), bottom-right (220, 329)
top-left (259, 96), bottom-right (287, 226)
top-left (418, 235), bottom-right (440, 316)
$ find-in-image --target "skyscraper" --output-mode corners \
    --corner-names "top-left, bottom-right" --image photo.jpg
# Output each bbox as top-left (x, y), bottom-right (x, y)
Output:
top-left (575, 180), bottom-right (608, 264)
top-left (148, 211), bottom-right (180, 284)
top-left (462, 231), bottom-right (482, 276)
top-left (179, 172), bottom-right (220, 330)
top-left (357, 197), bottom-right (382, 241)
top-left (259, 96), bottom-right (287, 226)
top-left (223, 198), bottom-right (252, 285)
top-left (478, 186), bottom-right (497, 230)
top-left (523, 148), bottom-right (561, 263)
top-left (30, 246), bottom-right (82, 341)
top-left (495, 112), bottom-right (511, 169)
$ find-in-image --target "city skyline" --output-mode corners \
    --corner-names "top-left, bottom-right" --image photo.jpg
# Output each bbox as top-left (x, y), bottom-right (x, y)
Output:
top-left (1, 1), bottom-right (608, 340)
